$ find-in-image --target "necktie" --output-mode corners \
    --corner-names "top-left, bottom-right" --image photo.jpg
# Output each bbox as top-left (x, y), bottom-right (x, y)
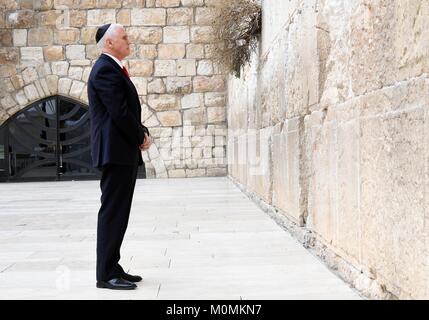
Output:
top-left (122, 66), bottom-right (130, 78)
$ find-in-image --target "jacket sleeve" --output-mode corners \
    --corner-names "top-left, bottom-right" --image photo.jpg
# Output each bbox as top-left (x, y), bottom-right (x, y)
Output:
top-left (92, 66), bottom-right (145, 146)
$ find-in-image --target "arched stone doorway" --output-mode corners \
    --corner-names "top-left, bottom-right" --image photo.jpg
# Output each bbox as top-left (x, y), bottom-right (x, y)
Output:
top-left (0, 95), bottom-right (147, 182)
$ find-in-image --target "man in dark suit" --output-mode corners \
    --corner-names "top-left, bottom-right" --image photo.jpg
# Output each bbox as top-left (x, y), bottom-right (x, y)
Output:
top-left (88, 23), bottom-right (151, 290)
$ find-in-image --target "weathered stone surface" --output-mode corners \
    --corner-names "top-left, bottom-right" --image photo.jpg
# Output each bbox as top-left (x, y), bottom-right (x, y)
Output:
top-left (191, 26), bottom-right (215, 43)
top-left (138, 45), bottom-right (157, 59)
top-left (181, 93), bottom-right (203, 109)
top-left (117, 9), bottom-right (131, 26)
top-left (70, 10), bottom-right (87, 28)
top-left (69, 80), bottom-right (85, 98)
top-left (207, 106), bottom-right (225, 123)
top-left (180, 0), bottom-right (203, 7)
top-left (148, 94), bottom-right (178, 111)
top-left (12, 29), bottom-right (27, 47)
top-left (20, 47), bottom-right (43, 66)
top-left (148, 78), bottom-right (166, 94)
top-left (156, 0), bottom-right (180, 7)
top-left (128, 27), bottom-right (162, 44)
top-left (158, 44), bottom-right (185, 59)
top-left (154, 60), bottom-right (177, 76)
top-left (43, 46), bottom-right (64, 61)
top-left (193, 76), bottom-right (224, 92)
top-left (204, 92), bottom-right (225, 108)
top-left (7, 10), bottom-right (35, 28)
top-left (166, 77), bottom-right (192, 94)
top-left (0, 48), bottom-right (19, 65)
top-left (79, 29), bottom-right (96, 46)
top-left (68, 67), bottom-right (83, 80)
top-left (122, 0), bottom-right (145, 8)
top-left (22, 67), bottom-right (38, 85)
top-left (87, 9), bottom-right (116, 26)
top-left (163, 26), bottom-right (190, 43)
top-left (157, 110), bottom-right (182, 127)
top-left (54, 29), bottom-right (80, 45)
top-left (183, 107), bottom-right (206, 125)
top-left (131, 9), bottom-right (166, 26)
top-left (195, 7), bottom-right (218, 25)
top-left (36, 10), bottom-right (59, 26)
top-left (167, 8), bottom-right (193, 25)
top-left (272, 118), bottom-right (303, 225)
top-left (58, 78), bottom-right (72, 95)
top-left (66, 45), bottom-right (86, 60)
top-left (197, 59), bottom-right (213, 75)
top-left (51, 61), bottom-right (69, 76)
top-left (186, 43), bottom-right (204, 59)
top-left (177, 59), bottom-right (196, 76)
top-left (0, 30), bottom-right (12, 47)
top-left (128, 60), bottom-right (154, 76)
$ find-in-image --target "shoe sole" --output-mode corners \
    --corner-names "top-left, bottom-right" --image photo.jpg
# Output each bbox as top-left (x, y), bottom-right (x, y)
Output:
top-left (96, 282), bottom-right (137, 290)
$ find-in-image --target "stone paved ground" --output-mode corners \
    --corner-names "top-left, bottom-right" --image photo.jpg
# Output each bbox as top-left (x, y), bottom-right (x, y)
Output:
top-left (0, 177), bottom-right (362, 299)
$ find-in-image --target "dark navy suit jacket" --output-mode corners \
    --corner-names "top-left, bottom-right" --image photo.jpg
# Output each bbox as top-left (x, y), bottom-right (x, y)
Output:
top-left (88, 54), bottom-right (150, 169)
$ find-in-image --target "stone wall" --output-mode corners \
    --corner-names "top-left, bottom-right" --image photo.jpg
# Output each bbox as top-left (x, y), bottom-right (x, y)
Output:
top-left (227, 0), bottom-right (429, 299)
top-left (0, 0), bottom-right (228, 178)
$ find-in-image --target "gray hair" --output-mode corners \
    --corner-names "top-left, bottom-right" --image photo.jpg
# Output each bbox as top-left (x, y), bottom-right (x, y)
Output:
top-left (97, 24), bottom-right (124, 49)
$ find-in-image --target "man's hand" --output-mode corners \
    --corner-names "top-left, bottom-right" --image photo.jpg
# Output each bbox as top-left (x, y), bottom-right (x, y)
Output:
top-left (139, 132), bottom-right (151, 152)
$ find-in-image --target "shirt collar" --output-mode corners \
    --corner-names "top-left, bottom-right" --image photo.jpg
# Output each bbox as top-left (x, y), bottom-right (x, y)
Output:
top-left (102, 52), bottom-right (123, 68)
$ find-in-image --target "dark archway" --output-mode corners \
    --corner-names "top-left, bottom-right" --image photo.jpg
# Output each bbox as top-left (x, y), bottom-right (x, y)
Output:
top-left (0, 96), bottom-right (100, 182)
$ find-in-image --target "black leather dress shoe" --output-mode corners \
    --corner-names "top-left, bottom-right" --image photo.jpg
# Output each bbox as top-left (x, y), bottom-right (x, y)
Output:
top-left (96, 278), bottom-right (137, 290)
top-left (121, 272), bottom-right (143, 283)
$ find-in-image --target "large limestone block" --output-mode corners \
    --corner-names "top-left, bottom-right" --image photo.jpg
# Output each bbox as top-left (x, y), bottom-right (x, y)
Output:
top-left (128, 60), bottom-right (154, 76)
top-left (335, 101), bottom-right (361, 266)
top-left (285, 1), bottom-right (318, 118)
top-left (349, 0), bottom-right (396, 95)
top-left (6, 10), bottom-right (35, 28)
top-left (0, 48), bottom-right (19, 65)
top-left (158, 110), bottom-right (182, 127)
top-left (258, 31), bottom-right (287, 125)
top-left (272, 118), bottom-right (303, 226)
top-left (131, 9), bottom-right (166, 26)
top-left (247, 127), bottom-right (272, 204)
top-left (43, 46), bottom-right (64, 61)
top-left (306, 110), bottom-right (337, 245)
top-left (54, 29), bottom-right (80, 45)
top-left (148, 94), bottom-right (178, 111)
top-left (237, 134), bottom-right (248, 186)
top-left (163, 26), bottom-right (190, 43)
top-left (183, 107), bottom-right (206, 126)
top-left (154, 60), bottom-right (177, 76)
top-left (20, 47), bottom-right (43, 66)
top-left (261, 0), bottom-right (299, 53)
top-left (87, 9), bottom-right (116, 26)
top-left (28, 27), bottom-right (53, 46)
top-left (12, 29), bottom-right (27, 47)
top-left (317, 0), bottom-right (355, 108)
top-left (167, 8), bottom-right (193, 25)
top-left (359, 79), bottom-right (429, 299)
top-left (394, 0), bottom-right (429, 80)
top-left (158, 44), bottom-right (186, 59)
top-left (127, 27), bottom-right (163, 44)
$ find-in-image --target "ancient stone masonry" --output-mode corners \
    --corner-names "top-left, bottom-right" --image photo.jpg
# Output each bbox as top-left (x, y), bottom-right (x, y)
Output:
top-left (0, 0), bottom-right (228, 179)
top-left (227, 0), bottom-right (429, 299)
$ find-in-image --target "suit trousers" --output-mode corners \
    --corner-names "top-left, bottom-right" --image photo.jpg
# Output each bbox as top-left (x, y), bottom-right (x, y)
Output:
top-left (96, 160), bottom-right (138, 281)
